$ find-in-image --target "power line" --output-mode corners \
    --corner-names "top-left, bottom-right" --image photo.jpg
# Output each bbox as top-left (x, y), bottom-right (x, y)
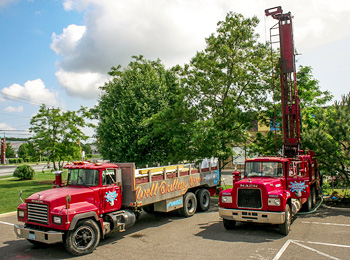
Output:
top-left (0, 92), bottom-right (65, 110)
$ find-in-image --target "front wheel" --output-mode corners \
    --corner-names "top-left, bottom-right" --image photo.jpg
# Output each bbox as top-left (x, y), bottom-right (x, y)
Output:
top-left (64, 219), bottom-right (101, 255)
top-left (223, 219), bottom-right (236, 230)
top-left (279, 204), bottom-right (291, 236)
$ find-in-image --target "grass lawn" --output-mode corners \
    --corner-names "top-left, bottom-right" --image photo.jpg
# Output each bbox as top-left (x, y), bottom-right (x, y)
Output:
top-left (0, 171), bottom-right (66, 214)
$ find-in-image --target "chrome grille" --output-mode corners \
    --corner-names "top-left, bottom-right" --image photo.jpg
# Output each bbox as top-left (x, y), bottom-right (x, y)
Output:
top-left (27, 203), bottom-right (49, 224)
top-left (237, 189), bottom-right (262, 209)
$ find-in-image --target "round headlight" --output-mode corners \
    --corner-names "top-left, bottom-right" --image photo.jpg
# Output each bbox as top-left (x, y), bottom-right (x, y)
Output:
top-left (222, 196), bottom-right (228, 202)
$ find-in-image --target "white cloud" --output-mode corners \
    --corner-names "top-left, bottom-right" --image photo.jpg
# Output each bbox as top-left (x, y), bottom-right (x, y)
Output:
top-left (55, 68), bottom-right (107, 98)
top-left (0, 123), bottom-right (15, 130)
top-left (0, 0), bottom-right (18, 8)
top-left (4, 105), bottom-right (23, 112)
top-left (1, 79), bottom-right (59, 107)
top-left (53, 0), bottom-right (350, 100)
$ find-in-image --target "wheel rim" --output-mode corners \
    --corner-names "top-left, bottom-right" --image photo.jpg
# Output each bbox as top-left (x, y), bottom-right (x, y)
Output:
top-left (187, 197), bottom-right (195, 214)
top-left (73, 226), bottom-right (95, 249)
top-left (202, 194), bottom-right (209, 207)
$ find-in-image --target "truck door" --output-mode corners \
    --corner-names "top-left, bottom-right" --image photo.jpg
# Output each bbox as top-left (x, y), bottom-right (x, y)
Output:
top-left (286, 162), bottom-right (310, 199)
top-left (100, 168), bottom-right (122, 213)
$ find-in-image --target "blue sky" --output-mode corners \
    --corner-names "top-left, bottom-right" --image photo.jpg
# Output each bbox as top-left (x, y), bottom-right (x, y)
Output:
top-left (1, 0), bottom-right (350, 141)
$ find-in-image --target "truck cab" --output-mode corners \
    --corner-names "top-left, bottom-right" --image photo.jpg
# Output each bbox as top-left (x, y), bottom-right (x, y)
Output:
top-left (219, 154), bottom-right (319, 235)
top-left (15, 162), bottom-right (136, 255)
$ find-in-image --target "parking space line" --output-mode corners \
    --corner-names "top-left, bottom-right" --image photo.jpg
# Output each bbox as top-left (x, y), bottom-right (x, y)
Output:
top-left (0, 220), bottom-right (15, 226)
top-left (273, 239), bottom-right (292, 260)
top-left (273, 239), bottom-right (349, 260)
top-left (305, 241), bottom-right (350, 248)
top-left (302, 221), bottom-right (350, 227)
top-left (292, 240), bottom-right (340, 260)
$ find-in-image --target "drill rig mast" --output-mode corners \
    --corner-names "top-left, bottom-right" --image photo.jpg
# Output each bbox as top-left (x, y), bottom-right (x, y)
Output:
top-left (265, 6), bottom-right (301, 158)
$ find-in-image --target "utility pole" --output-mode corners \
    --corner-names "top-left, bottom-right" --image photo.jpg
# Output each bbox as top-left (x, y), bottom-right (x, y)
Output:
top-left (0, 137), bottom-right (5, 164)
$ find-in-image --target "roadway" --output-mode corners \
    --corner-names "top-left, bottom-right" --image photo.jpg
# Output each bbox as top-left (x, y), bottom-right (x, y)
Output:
top-left (0, 199), bottom-right (349, 259)
top-left (0, 163), bottom-right (51, 177)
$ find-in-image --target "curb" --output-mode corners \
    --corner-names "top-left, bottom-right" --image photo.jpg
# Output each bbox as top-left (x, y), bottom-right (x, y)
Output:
top-left (0, 211), bottom-right (17, 218)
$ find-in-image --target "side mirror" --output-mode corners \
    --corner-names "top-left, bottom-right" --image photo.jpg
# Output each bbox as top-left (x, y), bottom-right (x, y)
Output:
top-left (232, 171), bottom-right (241, 184)
top-left (19, 190), bottom-right (24, 204)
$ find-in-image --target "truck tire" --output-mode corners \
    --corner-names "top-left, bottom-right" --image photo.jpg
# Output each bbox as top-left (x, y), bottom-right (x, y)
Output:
top-left (279, 204), bottom-right (291, 236)
top-left (311, 187), bottom-right (316, 208)
top-left (64, 219), bottom-right (100, 255)
top-left (197, 189), bottom-right (211, 212)
top-left (223, 219), bottom-right (236, 230)
top-left (303, 194), bottom-right (313, 212)
top-left (179, 192), bottom-right (197, 217)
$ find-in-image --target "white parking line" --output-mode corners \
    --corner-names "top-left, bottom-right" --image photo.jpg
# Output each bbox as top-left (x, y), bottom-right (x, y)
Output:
top-left (302, 221), bottom-right (350, 227)
top-left (273, 239), bottom-right (350, 260)
top-left (0, 220), bottom-right (15, 226)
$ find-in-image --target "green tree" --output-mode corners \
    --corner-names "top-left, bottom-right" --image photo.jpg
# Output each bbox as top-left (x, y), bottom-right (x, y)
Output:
top-left (30, 105), bottom-right (93, 170)
top-left (5, 144), bottom-right (16, 158)
top-left (95, 56), bottom-right (188, 166)
top-left (181, 12), bottom-right (271, 164)
top-left (18, 143), bottom-right (29, 160)
top-left (81, 143), bottom-right (92, 155)
top-left (303, 93), bottom-right (350, 186)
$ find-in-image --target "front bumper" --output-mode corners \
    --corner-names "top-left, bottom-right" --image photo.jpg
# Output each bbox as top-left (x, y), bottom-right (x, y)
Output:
top-left (219, 207), bottom-right (285, 224)
top-left (14, 224), bottom-right (64, 244)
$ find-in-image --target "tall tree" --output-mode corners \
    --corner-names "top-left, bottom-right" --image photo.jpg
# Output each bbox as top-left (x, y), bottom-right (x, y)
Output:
top-left (95, 56), bottom-right (187, 166)
top-left (303, 93), bottom-right (350, 186)
top-left (30, 105), bottom-right (93, 170)
top-left (181, 12), bottom-right (271, 163)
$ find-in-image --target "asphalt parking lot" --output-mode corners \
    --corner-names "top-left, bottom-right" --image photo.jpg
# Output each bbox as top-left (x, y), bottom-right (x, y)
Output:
top-left (0, 198), bottom-right (349, 260)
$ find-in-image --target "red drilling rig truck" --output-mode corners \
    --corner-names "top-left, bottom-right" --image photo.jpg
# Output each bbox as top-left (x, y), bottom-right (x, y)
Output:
top-left (219, 6), bottom-right (322, 235)
top-left (14, 161), bottom-right (219, 255)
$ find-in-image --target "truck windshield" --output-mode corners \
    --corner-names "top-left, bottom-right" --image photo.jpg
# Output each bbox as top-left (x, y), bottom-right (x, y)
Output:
top-left (245, 162), bottom-right (283, 177)
top-left (67, 169), bottom-right (99, 186)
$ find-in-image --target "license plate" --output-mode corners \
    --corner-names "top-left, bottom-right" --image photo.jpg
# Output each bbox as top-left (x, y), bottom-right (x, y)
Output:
top-left (29, 233), bottom-right (36, 240)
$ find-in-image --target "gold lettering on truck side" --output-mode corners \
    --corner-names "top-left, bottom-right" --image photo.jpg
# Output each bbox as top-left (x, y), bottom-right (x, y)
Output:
top-left (135, 176), bottom-right (203, 200)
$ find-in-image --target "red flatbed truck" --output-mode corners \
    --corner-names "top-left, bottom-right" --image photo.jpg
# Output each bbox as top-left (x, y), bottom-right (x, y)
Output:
top-left (219, 6), bottom-right (322, 235)
top-left (14, 161), bottom-right (219, 255)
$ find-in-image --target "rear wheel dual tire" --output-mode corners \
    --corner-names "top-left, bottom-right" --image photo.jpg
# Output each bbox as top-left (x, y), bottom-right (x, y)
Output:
top-left (179, 192), bottom-right (197, 217)
top-left (196, 189), bottom-right (211, 212)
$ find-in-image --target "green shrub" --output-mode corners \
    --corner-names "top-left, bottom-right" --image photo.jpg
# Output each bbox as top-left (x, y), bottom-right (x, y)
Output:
top-left (16, 158), bottom-right (23, 163)
top-left (9, 158), bottom-right (17, 164)
top-left (13, 165), bottom-right (35, 180)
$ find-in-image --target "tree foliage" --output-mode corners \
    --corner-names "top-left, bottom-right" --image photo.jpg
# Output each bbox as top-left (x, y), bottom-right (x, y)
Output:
top-left (30, 104), bottom-right (93, 170)
top-left (303, 93), bottom-right (350, 186)
top-left (95, 13), bottom-right (273, 167)
top-left (95, 56), bottom-right (186, 166)
top-left (181, 12), bottom-right (271, 161)
top-left (5, 144), bottom-right (16, 158)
